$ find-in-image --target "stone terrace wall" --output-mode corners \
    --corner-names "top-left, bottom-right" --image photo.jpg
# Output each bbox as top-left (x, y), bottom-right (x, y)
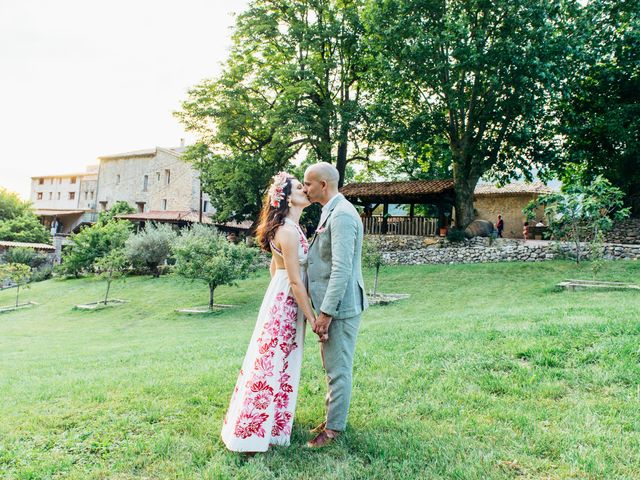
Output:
top-left (604, 218), bottom-right (640, 245)
top-left (366, 235), bottom-right (640, 265)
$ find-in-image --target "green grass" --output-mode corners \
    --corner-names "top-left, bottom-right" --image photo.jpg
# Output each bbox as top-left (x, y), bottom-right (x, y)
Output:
top-left (1, 260), bottom-right (639, 479)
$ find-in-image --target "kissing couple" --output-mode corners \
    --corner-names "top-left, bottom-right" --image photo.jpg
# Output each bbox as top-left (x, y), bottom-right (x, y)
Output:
top-left (221, 162), bottom-right (368, 452)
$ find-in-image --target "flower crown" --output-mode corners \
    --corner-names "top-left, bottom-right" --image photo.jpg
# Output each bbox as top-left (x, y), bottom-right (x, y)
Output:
top-left (268, 171), bottom-right (293, 208)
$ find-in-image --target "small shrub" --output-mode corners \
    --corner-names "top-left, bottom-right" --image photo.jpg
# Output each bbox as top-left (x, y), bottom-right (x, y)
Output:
top-left (446, 227), bottom-right (466, 243)
top-left (125, 223), bottom-right (177, 277)
top-left (2, 247), bottom-right (49, 268)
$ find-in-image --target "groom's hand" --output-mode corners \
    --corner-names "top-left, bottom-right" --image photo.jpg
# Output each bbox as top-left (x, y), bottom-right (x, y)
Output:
top-left (315, 312), bottom-right (332, 342)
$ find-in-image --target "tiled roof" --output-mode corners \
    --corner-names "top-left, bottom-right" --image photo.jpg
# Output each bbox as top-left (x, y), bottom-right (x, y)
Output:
top-left (0, 240), bottom-right (55, 251)
top-left (341, 179), bottom-right (455, 197)
top-left (116, 210), bottom-right (212, 224)
top-left (474, 182), bottom-right (554, 196)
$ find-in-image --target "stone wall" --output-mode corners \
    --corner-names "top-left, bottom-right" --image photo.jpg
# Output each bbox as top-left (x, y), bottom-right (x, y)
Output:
top-left (604, 218), bottom-right (640, 245)
top-left (366, 234), bottom-right (640, 265)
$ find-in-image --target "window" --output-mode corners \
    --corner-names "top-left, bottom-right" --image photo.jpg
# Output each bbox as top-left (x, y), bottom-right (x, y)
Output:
top-left (50, 178), bottom-right (54, 185)
top-left (136, 202), bottom-right (145, 213)
top-left (143, 175), bottom-right (148, 192)
top-left (116, 174), bottom-right (120, 185)
top-left (156, 172), bottom-right (160, 182)
top-left (57, 192), bottom-right (61, 200)
top-left (70, 177), bottom-right (77, 184)
top-left (49, 192), bottom-right (52, 200)
top-left (162, 199), bottom-right (167, 210)
top-left (38, 178), bottom-right (44, 185)
top-left (58, 178), bottom-right (62, 184)
top-left (90, 191), bottom-right (94, 199)
top-left (37, 192), bottom-right (43, 200)
top-left (69, 192), bottom-right (75, 200)
top-left (99, 201), bottom-right (108, 211)
top-left (164, 169), bottom-right (171, 185)
top-left (203, 200), bottom-right (208, 212)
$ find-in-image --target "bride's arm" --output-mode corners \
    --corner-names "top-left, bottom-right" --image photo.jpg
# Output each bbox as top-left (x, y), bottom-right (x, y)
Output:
top-left (276, 227), bottom-right (317, 329)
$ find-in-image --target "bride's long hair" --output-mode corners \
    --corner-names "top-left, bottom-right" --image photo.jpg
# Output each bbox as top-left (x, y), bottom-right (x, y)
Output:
top-left (255, 173), bottom-right (294, 253)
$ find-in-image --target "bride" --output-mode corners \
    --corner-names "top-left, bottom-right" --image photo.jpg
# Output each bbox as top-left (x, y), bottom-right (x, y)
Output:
top-left (221, 171), bottom-right (317, 452)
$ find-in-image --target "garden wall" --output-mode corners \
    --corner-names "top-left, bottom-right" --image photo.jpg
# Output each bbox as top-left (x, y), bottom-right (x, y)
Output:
top-left (366, 235), bottom-right (640, 265)
top-left (604, 218), bottom-right (640, 245)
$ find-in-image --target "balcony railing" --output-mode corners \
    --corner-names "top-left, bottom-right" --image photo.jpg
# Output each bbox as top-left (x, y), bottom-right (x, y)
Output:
top-left (362, 216), bottom-right (439, 236)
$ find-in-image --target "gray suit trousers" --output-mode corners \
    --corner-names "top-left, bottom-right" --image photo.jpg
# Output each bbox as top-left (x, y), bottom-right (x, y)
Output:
top-left (321, 313), bottom-right (361, 431)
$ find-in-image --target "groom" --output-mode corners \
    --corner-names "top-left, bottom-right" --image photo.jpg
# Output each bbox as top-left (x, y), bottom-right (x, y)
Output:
top-left (303, 162), bottom-right (368, 448)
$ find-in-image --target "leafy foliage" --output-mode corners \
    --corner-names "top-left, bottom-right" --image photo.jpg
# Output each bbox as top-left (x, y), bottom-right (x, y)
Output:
top-left (363, 0), bottom-right (573, 227)
top-left (176, 0), bottom-right (370, 221)
top-left (124, 223), bottom-right (177, 277)
top-left (2, 247), bottom-right (49, 269)
top-left (523, 175), bottom-right (630, 263)
top-left (0, 188), bottom-right (31, 221)
top-left (172, 225), bottom-right (257, 309)
top-left (97, 201), bottom-right (135, 225)
top-left (59, 220), bottom-right (133, 277)
top-left (94, 249), bottom-right (129, 305)
top-left (0, 263), bottom-right (31, 307)
top-left (0, 212), bottom-right (49, 244)
top-left (549, 0), bottom-right (640, 216)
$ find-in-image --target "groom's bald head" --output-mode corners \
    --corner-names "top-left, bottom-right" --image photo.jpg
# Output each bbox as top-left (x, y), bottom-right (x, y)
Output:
top-left (303, 162), bottom-right (340, 206)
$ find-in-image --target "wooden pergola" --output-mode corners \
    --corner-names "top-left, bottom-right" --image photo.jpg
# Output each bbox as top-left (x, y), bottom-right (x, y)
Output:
top-left (340, 179), bottom-right (456, 235)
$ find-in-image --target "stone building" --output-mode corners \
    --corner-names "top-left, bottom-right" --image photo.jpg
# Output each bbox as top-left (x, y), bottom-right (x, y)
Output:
top-left (473, 182), bottom-right (552, 239)
top-left (30, 165), bottom-right (99, 234)
top-left (95, 146), bottom-right (210, 214)
top-left (30, 144), bottom-right (212, 235)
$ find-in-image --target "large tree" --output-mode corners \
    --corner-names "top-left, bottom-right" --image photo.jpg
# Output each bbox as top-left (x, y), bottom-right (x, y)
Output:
top-left (0, 188), bottom-right (49, 244)
top-left (363, 0), bottom-right (574, 227)
top-left (176, 0), bottom-right (369, 223)
top-left (553, 0), bottom-right (640, 215)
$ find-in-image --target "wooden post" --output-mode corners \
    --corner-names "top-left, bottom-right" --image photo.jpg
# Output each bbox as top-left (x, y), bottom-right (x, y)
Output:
top-left (382, 203), bottom-right (389, 234)
top-left (409, 204), bottom-right (415, 218)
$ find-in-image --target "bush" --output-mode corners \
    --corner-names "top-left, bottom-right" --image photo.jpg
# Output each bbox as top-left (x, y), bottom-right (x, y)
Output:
top-left (0, 214), bottom-right (50, 244)
top-left (125, 223), bottom-right (177, 277)
top-left (446, 227), bottom-right (466, 243)
top-left (2, 247), bottom-right (49, 269)
top-left (30, 265), bottom-right (53, 282)
top-left (59, 220), bottom-right (133, 277)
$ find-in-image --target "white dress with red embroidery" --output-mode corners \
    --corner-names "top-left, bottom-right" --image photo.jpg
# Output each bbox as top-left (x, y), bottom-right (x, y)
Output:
top-left (221, 218), bottom-right (309, 451)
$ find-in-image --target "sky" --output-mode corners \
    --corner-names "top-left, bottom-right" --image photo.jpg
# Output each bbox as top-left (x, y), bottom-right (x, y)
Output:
top-left (0, 0), bottom-right (248, 199)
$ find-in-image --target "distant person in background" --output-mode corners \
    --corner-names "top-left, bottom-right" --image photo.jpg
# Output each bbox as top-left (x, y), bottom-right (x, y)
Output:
top-left (50, 218), bottom-right (59, 236)
top-left (523, 221), bottom-right (529, 240)
top-left (496, 214), bottom-right (504, 238)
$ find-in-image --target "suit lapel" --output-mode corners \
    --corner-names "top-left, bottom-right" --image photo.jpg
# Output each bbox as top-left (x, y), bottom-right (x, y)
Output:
top-left (309, 194), bottom-right (343, 249)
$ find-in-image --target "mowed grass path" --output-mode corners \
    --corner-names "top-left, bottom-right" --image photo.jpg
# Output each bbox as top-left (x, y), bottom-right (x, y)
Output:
top-left (1, 261), bottom-right (639, 479)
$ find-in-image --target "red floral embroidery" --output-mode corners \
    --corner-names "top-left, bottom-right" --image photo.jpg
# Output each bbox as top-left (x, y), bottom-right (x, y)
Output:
top-left (229, 265), bottom-right (302, 441)
top-left (235, 411), bottom-right (270, 439)
top-left (271, 411), bottom-right (293, 437)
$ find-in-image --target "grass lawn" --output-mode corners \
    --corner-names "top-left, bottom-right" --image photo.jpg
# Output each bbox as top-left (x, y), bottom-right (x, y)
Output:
top-left (1, 260), bottom-right (639, 479)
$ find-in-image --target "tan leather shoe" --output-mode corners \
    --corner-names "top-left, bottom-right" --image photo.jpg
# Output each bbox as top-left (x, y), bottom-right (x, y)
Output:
top-left (306, 429), bottom-right (339, 448)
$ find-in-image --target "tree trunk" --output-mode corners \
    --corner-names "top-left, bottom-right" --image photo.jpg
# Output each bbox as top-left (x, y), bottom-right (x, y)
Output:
top-left (336, 140), bottom-right (348, 188)
top-left (453, 171), bottom-right (479, 228)
top-left (209, 284), bottom-right (215, 310)
top-left (104, 275), bottom-right (112, 305)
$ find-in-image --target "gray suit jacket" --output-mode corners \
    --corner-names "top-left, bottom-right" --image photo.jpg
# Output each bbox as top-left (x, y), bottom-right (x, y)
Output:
top-left (307, 194), bottom-right (368, 319)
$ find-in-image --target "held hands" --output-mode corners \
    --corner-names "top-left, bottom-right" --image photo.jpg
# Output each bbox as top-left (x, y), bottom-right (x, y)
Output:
top-left (313, 311), bottom-right (332, 343)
